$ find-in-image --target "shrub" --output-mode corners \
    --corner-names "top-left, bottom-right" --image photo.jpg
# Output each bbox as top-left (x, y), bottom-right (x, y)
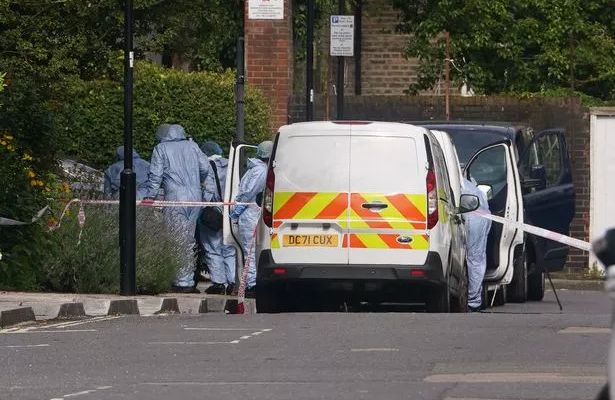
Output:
top-left (0, 133), bottom-right (70, 290)
top-left (42, 205), bottom-right (187, 295)
top-left (53, 61), bottom-right (271, 169)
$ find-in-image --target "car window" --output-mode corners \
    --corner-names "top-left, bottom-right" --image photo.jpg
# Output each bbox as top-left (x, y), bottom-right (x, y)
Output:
top-left (431, 140), bottom-right (454, 205)
top-left (467, 145), bottom-right (508, 202)
top-left (520, 133), bottom-right (563, 187)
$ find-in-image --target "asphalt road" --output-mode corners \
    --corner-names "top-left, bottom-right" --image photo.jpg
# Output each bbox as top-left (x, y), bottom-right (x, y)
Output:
top-left (1, 289), bottom-right (611, 400)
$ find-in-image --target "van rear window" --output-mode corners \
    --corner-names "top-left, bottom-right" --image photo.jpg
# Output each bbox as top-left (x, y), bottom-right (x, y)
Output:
top-left (273, 135), bottom-right (350, 192)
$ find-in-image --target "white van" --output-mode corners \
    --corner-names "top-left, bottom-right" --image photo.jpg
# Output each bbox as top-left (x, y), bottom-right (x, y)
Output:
top-left (223, 121), bottom-right (480, 313)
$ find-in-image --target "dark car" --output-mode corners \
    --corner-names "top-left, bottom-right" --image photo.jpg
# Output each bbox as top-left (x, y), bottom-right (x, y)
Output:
top-left (418, 122), bottom-right (575, 302)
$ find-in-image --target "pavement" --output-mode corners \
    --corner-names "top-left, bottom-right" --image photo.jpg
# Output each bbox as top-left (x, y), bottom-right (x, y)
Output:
top-left (0, 278), bottom-right (603, 328)
top-left (0, 288), bottom-right (611, 400)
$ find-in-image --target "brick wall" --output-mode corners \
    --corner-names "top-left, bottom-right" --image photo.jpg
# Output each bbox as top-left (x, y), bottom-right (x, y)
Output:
top-left (359, 1), bottom-right (419, 95)
top-left (290, 95), bottom-right (591, 271)
top-left (245, 0), bottom-right (293, 132)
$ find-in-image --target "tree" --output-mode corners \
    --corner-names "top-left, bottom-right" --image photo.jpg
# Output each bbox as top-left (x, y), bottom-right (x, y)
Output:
top-left (392, 0), bottom-right (615, 100)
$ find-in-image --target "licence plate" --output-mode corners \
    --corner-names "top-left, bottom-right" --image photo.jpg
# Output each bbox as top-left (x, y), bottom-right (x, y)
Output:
top-left (283, 234), bottom-right (338, 247)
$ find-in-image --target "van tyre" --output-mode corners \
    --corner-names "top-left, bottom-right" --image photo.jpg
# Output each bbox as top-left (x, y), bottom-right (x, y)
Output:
top-left (426, 282), bottom-right (451, 313)
top-left (508, 248), bottom-right (528, 303)
top-left (527, 268), bottom-right (545, 301)
top-left (451, 264), bottom-right (468, 313)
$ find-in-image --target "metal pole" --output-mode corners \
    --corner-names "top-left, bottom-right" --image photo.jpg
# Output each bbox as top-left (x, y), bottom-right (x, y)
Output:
top-left (445, 31), bottom-right (451, 121)
top-left (236, 37), bottom-right (245, 142)
top-left (234, 37), bottom-right (245, 289)
top-left (306, 0), bottom-right (315, 121)
top-left (336, 0), bottom-right (345, 120)
top-left (120, 0), bottom-right (136, 296)
top-left (354, 0), bottom-right (362, 95)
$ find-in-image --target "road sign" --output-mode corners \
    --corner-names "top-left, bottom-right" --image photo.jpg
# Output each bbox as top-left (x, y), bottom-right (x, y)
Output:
top-left (248, 0), bottom-right (284, 20)
top-left (330, 15), bottom-right (354, 57)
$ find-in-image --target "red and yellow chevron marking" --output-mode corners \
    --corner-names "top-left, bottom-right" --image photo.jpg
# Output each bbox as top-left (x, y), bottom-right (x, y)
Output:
top-left (343, 233), bottom-right (429, 250)
top-left (273, 192), bottom-right (348, 222)
top-left (349, 193), bottom-right (427, 230)
top-left (271, 233), bottom-right (280, 249)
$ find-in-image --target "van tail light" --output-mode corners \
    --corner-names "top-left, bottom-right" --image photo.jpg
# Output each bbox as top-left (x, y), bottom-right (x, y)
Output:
top-left (263, 164), bottom-right (275, 227)
top-left (426, 169), bottom-right (438, 229)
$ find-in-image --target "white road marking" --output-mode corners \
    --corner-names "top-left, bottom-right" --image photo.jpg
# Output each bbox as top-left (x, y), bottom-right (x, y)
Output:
top-left (3, 316), bottom-right (120, 334)
top-left (251, 331), bottom-right (263, 336)
top-left (559, 326), bottom-right (611, 334)
top-left (183, 327), bottom-right (269, 331)
top-left (239, 336), bottom-right (251, 340)
top-left (147, 341), bottom-right (235, 345)
top-left (48, 385), bottom-right (112, 399)
top-left (230, 340), bottom-right (240, 344)
top-left (1, 344), bottom-right (50, 349)
top-left (424, 372), bottom-right (605, 384)
top-left (350, 348), bottom-right (399, 352)
top-left (15, 329), bottom-right (97, 334)
top-left (64, 390), bottom-right (96, 397)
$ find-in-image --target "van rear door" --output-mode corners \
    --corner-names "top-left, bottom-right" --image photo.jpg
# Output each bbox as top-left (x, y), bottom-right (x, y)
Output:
top-left (347, 123), bottom-right (429, 266)
top-left (269, 125), bottom-right (351, 265)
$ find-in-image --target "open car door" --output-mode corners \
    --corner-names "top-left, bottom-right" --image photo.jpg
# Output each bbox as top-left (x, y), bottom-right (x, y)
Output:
top-left (223, 142), bottom-right (258, 265)
top-left (518, 128), bottom-right (575, 272)
top-left (464, 141), bottom-right (523, 284)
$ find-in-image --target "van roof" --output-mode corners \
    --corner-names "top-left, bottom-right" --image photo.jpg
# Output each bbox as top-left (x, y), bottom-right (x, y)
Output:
top-left (279, 121), bottom-right (428, 136)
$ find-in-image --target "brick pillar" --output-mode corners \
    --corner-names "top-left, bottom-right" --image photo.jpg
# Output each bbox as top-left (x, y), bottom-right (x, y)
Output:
top-left (245, 0), bottom-right (293, 132)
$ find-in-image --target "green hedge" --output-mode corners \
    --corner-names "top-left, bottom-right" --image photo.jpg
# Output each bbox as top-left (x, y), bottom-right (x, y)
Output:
top-left (53, 62), bottom-right (271, 169)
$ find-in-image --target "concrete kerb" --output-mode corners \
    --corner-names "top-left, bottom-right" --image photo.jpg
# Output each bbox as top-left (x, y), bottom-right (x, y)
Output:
top-left (0, 293), bottom-right (255, 326)
top-left (0, 307), bottom-right (36, 328)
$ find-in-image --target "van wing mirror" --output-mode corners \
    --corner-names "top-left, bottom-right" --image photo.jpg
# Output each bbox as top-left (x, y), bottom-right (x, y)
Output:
top-left (458, 194), bottom-right (480, 214)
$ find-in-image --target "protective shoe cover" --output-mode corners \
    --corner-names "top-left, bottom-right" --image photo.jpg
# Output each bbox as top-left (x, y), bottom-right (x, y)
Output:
top-left (197, 154), bottom-right (236, 286)
top-left (103, 147), bottom-right (150, 199)
top-left (462, 178), bottom-right (492, 309)
top-left (145, 124), bottom-right (212, 288)
top-left (230, 158), bottom-right (268, 288)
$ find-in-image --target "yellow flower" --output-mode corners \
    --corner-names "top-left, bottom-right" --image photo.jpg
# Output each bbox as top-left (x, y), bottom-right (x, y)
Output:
top-left (30, 180), bottom-right (38, 187)
top-left (3, 134), bottom-right (13, 141)
top-left (26, 170), bottom-right (36, 178)
top-left (36, 180), bottom-right (44, 187)
top-left (0, 140), bottom-right (6, 146)
top-left (62, 182), bottom-right (71, 193)
top-left (22, 154), bottom-right (33, 161)
top-left (6, 144), bottom-right (15, 152)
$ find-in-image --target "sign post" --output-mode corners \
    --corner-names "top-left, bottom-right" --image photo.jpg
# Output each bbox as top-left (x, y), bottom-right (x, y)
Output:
top-left (330, 12), bottom-right (354, 120)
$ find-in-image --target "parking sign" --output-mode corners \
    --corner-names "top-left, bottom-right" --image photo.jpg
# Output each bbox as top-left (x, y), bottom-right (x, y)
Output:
top-left (330, 15), bottom-right (354, 57)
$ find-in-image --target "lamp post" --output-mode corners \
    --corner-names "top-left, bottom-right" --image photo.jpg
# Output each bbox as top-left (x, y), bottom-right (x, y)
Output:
top-left (119, 0), bottom-right (136, 296)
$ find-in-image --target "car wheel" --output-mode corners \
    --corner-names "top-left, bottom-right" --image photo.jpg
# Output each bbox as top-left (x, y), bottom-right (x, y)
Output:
top-left (508, 247), bottom-right (528, 303)
top-left (451, 263), bottom-right (468, 313)
top-left (256, 283), bottom-right (282, 313)
top-left (527, 267), bottom-right (545, 301)
top-left (426, 281), bottom-right (451, 313)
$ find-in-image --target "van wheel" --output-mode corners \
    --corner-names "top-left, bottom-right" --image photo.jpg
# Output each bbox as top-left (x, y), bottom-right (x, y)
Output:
top-left (426, 283), bottom-right (451, 313)
top-left (527, 268), bottom-right (545, 301)
top-left (451, 264), bottom-right (468, 313)
top-left (508, 248), bottom-right (528, 303)
top-left (491, 285), bottom-right (507, 307)
top-left (256, 284), bottom-right (282, 313)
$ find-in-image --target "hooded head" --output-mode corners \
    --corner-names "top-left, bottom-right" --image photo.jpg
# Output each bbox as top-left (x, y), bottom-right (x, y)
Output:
top-left (256, 140), bottom-right (273, 160)
top-left (115, 146), bottom-right (139, 161)
top-left (156, 124), bottom-right (186, 142)
top-left (201, 141), bottom-right (223, 157)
